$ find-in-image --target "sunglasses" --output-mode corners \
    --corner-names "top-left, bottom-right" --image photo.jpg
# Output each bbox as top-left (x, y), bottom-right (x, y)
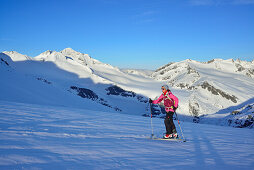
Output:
top-left (161, 88), bottom-right (165, 90)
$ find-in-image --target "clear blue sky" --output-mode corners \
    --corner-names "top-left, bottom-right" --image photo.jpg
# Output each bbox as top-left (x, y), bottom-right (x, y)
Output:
top-left (1, 0), bottom-right (254, 69)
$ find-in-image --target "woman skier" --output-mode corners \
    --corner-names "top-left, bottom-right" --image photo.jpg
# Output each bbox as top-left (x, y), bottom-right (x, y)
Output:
top-left (149, 85), bottom-right (179, 139)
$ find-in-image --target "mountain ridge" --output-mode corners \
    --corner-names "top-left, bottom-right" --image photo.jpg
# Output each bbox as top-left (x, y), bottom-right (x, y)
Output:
top-left (1, 48), bottom-right (254, 128)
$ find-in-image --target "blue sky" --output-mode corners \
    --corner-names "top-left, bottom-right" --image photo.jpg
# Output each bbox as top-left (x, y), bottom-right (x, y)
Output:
top-left (0, 0), bottom-right (254, 69)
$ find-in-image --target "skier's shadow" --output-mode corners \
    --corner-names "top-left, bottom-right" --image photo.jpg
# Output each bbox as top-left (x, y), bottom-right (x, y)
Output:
top-left (192, 125), bottom-right (227, 168)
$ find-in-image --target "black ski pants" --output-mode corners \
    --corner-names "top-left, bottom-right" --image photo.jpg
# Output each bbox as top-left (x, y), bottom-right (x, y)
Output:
top-left (164, 111), bottom-right (176, 134)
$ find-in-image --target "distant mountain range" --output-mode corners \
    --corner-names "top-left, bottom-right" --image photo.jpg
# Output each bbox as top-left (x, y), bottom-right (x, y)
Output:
top-left (151, 58), bottom-right (254, 128)
top-left (1, 48), bottom-right (253, 128)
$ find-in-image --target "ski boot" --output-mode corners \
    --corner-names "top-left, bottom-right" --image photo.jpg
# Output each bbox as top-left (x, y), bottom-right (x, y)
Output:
top-left (172, 133), bottom-right (178, 138)
top-left (163, 134), bottom-right (173, 139)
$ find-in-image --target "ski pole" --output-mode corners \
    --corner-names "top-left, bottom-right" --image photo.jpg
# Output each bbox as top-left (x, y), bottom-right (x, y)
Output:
top-left (174, 112), bottom-right (186, 142)
top-left (149, 100), bottom-right (154, 139)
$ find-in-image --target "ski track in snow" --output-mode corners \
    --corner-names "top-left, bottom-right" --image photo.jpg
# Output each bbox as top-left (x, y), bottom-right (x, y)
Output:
top-left (0, 101), bottom-right (253, 169)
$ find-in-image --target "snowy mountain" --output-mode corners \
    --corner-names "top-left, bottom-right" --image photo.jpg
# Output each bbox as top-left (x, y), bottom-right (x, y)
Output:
top-left (0, 48), bottom-right (162, 116)
top-left (1, 48), bottom-right (254, 128)
top-left (0, 51), bottom-right (107, 111)
top-left (151, 59), bottom-right (254, 123)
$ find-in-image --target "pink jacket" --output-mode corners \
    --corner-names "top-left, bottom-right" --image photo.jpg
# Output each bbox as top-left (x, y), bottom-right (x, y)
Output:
top-left (152, 91), bottom-right (179, 112)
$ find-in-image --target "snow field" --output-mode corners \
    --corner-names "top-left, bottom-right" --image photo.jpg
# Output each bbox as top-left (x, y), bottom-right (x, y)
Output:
top-left (0, 101), bottom-right (253, 169)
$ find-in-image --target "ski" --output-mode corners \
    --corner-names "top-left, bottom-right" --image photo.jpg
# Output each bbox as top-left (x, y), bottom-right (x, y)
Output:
top-left (149, 136), bottom-right (186, 142)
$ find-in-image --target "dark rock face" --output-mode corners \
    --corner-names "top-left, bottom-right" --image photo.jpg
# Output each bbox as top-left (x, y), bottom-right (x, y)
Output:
top-left (105, 85), bottom-right (165, 117)
top-left (142, 104), bottom-right (164, 117)
top-left (227, 104), bottom-right (254, 128)
top-left (246, 69), bottom-right (254, 78)
top-left (105, 85), bottom-right (148, 103)
top-left (228, 117), bottom-right (254, 128)
top-left (200, 81), bottom-right (238, 103)
top-left (189, 102), bottom-right (200, 117)
top-left (207, 59), bottom-right (215, 64)
top-left (0, 58), bottom-right (9, 66)
top-left (37, 78), bottom-right (52, 84)
top-left (155, 62), bottom-right (174, 73)
top-left (71, 86), bottom-right (98, 100)
top-left (106, 85), bottom-right (135, 97)
top-left (70, 86), bottom-right (122, 112)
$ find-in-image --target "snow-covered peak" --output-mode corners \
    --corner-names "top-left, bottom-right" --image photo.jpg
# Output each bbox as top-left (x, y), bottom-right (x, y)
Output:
top-left (204, 58), bottom-right (227, 64)
top-left (33, 48), bottom-right (120, 75)
top-left (40, 50), bottom-right (55, 56)
top-left (6, 48), bottom-right (130, 85)
top-left (58, 48), bottom-right (103, 67)
top-left (154, 58), bottom-right (254, 80)
top-left (35, 50), bottom-right (64, 62)
top-left (60, 48), bottom-right (122, 74)
top-left (2, 51), bottom-right (20, 55)
top-left (2, 51), bottom-right (32, 61)
top-left (61, 48), bottom-right (81, 56)
top-left (184, 59), bottom-right (194, 63)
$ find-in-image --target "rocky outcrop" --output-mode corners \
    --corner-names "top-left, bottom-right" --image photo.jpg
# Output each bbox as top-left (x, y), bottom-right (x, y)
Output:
top-left (0, 58), bottom-right (9, 66)
top-left (105, 85), bottom-right (147, 103)
top-left (36, 78), bottom-right (52, 84)
top-left (227, 103), bottom-right (254, 128)
top-left (70, 86), bottom-right (122, 112)
top-left (200, 81), bottom-right (237, 103)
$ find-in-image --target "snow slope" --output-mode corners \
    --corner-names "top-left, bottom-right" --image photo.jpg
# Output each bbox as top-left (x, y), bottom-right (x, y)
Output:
top-left (0, 101), bottom-right (253, 169)
top-left (121, 68), bottom-right (153, 77)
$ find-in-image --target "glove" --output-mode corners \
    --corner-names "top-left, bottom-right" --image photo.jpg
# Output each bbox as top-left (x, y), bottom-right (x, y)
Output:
top-left (173, 106), bottom-right (177, 111)
top-left (149, 98), bottom-right (153, 103)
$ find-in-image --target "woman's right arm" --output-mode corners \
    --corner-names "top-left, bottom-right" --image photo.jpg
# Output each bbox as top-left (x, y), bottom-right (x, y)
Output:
top-left (152, 94), bottom-right (163, 104)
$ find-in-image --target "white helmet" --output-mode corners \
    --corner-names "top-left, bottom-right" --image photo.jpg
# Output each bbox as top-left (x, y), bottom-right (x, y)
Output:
top-left (162, 85), bottom-right (169, 90)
